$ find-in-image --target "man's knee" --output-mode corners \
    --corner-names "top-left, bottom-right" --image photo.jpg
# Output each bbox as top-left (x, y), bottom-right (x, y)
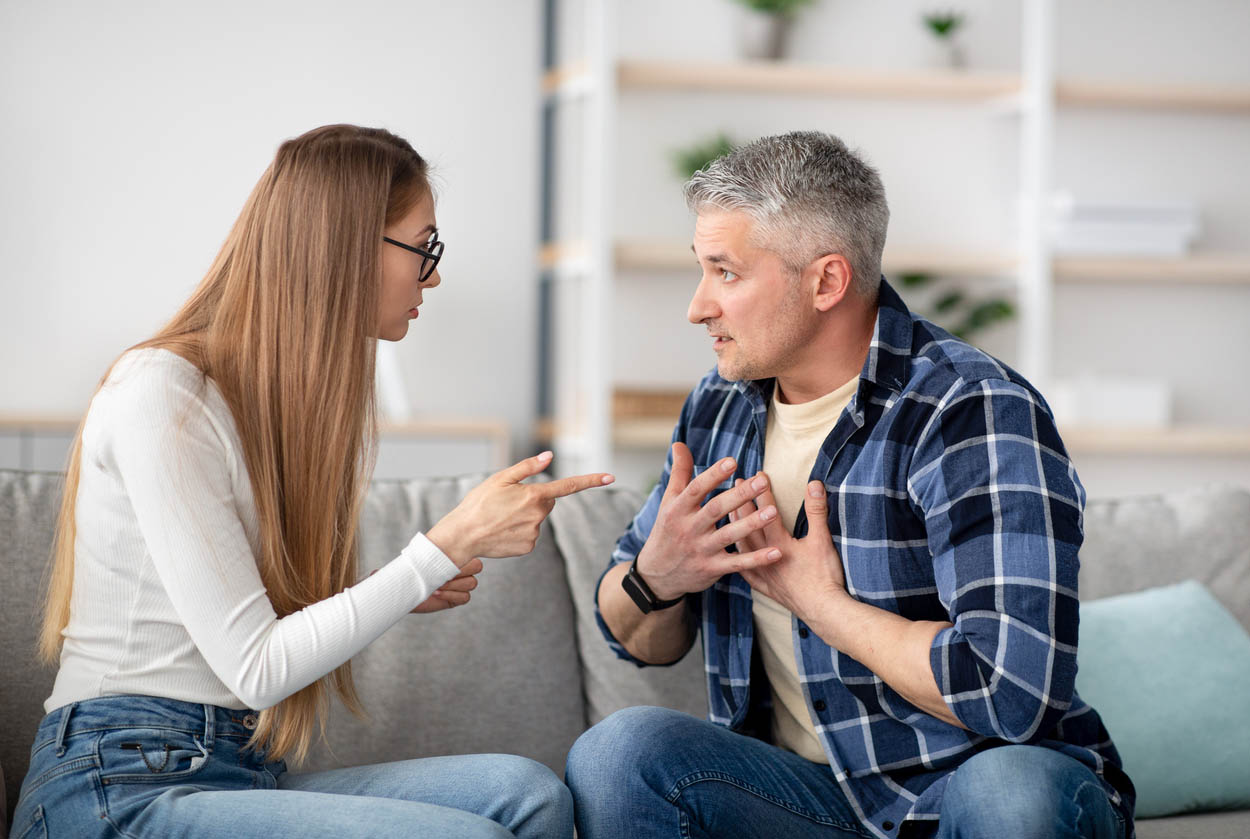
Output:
top-left (941, 746), bottom-right (1111, 839)
top-left (567, 706), bottom-right (700, 795)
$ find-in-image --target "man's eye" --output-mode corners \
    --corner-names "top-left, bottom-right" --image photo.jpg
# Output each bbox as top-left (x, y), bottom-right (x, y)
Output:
top-left (721, 269), bottom-right (739, 282)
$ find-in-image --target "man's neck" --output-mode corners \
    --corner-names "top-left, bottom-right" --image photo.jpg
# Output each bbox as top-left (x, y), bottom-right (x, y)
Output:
top-left (775, 299), bottom-right (878, 405)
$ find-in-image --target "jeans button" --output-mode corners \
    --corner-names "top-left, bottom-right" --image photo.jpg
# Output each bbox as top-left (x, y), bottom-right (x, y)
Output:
top-left (242, 713), bottom-right (259, 730)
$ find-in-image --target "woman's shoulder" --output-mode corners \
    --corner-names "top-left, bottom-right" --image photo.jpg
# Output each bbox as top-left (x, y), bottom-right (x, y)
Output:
top-left (89, 348), bottom-right (236, 448)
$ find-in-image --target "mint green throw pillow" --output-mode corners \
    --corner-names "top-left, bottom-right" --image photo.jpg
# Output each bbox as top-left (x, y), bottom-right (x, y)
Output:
top-left (1075, 580), bottom-right (1250, 818)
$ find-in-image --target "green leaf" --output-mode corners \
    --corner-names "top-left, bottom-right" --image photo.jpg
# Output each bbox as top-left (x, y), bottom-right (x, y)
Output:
top-left (934, 290), bottom-right (965, 314)
top-left (922, 11), bottom-right (965, 38)
top-left (673, 132), bottom-right (737, 180)
top-left (732, 0), bottom-right (816, 16)
top-left (898, 272), bottom-right (933, 289)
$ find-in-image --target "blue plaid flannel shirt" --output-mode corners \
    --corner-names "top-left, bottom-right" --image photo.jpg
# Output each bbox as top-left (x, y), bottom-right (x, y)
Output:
top-left (594, 278), bottom-right (1134, 839)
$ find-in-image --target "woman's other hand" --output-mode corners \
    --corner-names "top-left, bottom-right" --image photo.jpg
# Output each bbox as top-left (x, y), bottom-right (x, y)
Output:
top-left (412, 557), bottom-right (483, 613)
top-left (426, 451), bottom-right (614, 567)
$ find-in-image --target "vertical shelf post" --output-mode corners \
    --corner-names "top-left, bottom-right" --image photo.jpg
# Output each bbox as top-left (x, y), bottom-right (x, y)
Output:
top-left (578, 0), bottom-right (616, 473)
top-left (1018, 0), bottom-right (1056, 389)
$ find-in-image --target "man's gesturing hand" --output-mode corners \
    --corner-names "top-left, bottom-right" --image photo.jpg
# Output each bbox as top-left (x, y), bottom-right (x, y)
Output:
top-left (731, 479), bottom-right (850, 622)
top-left (633, 442), bottom-right (783, 602)
top-left (427, 451), bottom-right (614, 567)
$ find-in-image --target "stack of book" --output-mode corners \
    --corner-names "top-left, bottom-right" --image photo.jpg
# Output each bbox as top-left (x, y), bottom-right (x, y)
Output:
top-left (1049, 192), bottom-right (1200, 256)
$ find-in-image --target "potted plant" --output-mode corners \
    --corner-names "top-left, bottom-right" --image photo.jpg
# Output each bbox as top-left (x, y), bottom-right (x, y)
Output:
top-left (897, 271), bottom-right (1014, 346)
top-left (922, 10), bottom-right (966, 69)
top-left (730, 0), bottom-right (818, 61)
top-left (672, 132), bottom-right (738, 180)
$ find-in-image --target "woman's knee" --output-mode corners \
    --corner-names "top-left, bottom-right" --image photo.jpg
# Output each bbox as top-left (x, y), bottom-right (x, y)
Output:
top-left (486, 754), bottom-right (572, 836)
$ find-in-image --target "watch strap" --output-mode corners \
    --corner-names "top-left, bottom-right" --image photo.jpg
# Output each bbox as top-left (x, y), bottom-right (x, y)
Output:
top-left (622, 560), bottom-right (684, 614)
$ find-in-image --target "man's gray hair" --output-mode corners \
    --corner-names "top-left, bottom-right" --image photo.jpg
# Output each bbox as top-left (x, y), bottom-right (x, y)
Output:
top-left (683, 131), bottom-right (889, 298)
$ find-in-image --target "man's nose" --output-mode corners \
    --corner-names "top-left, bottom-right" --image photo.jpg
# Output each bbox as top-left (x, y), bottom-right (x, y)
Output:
top-left (423, 267), bottom-right (442, 289)
top-left (687, 274), bottom-right (719, 324)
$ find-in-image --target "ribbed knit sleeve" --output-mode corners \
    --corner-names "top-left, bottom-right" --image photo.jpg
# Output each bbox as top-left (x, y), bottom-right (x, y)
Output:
top-left (99, 352), bottom-right (459, 709)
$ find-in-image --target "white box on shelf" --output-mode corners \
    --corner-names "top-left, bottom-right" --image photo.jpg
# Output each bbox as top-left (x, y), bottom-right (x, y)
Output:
top-left (1048, 376), bottom-right (1172, 429)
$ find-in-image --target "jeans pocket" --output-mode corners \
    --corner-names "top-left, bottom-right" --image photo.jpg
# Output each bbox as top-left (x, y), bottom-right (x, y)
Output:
top-left (13, 805), bottom-right (49, 839)
top-left (97, 727), bottom-right (211, 785)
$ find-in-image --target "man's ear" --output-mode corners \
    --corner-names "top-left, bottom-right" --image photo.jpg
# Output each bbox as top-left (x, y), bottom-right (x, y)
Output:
top-left (811, 253), bottom-right (854, 312)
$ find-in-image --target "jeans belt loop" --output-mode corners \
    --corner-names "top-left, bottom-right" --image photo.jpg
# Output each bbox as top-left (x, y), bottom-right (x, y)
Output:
top-left (54, 702), bottom-right (76, 756)
top-left (201, 703), bottom-right (216, 751)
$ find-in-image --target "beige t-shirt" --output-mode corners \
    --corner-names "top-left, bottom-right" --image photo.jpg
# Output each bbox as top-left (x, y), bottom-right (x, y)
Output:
top-left (752, 375), bottom-right (858, 763)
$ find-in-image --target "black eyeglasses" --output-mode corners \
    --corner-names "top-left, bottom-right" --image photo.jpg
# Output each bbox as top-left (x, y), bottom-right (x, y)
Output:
top-left (383, 231), bottom-right (444, 283)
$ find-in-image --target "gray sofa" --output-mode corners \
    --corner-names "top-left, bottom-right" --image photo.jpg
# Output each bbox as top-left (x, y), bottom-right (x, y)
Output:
top-left (2, 467), bottom-right (1248, 838)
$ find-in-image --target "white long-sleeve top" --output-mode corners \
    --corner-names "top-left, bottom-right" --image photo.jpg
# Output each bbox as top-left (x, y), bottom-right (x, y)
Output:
top-left (46, 348), bottom-right (460, 713)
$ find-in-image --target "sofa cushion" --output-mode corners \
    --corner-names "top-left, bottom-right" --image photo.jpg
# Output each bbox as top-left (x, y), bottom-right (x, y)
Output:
top-left (1080, 485), bottom-right (1250, 631)
top-left (304, 473), bottom-right (587, 776)
top-left (1135, 809), bottom-right (1250, 839)
top-left (0, 469), bottom-right (64, 829)
top-left (549, 484), bottom-right (707, 725)
top-left (1075, 580), bottom-right (1250, 818)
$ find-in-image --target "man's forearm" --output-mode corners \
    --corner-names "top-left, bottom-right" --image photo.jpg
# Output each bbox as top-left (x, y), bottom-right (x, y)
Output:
top-left (806, 595), bottom-right (964, 729)
top-left (598, 563), bottom-right (696, 665)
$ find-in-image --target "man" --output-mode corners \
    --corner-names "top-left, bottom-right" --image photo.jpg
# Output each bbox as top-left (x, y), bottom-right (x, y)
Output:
top-left (565, 132), bottom-right (1134, 839)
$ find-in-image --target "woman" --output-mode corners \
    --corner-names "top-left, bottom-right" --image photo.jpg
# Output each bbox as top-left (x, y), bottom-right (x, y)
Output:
top-left (12, 124), bottom-right (611, 839)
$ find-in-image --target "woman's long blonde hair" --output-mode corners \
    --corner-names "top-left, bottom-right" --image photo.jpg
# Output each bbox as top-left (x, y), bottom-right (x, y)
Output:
top-left (39, 124), bottom-right (430, 763)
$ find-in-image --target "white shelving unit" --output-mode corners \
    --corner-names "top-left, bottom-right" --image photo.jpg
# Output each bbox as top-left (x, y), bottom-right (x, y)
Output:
top-left (538, 0), bottom-right (1250, 485)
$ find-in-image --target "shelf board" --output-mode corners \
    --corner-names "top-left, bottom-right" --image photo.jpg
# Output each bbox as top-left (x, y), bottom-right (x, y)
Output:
top-left (542, 396), bottom-right (1250, 456)
top-left (609, 418), bottom-right (1250, 456)
top-left (612, 239), bottom-right (1017, 277)
top-left (616, 60), bottom-right (1021, 101)
top-left (1053, 254), bottom-right (1250, 284)
top-left (0, 415), bottom-right (508, 440)
top-left (1061, 426), bottom-right (1250, 456)
top-left (544, 241), bottom-right (1249, 285)
top-left (1056, 79), bottom-right (1250, 113)
top-left (547, 61), bottom-right (1250, 114)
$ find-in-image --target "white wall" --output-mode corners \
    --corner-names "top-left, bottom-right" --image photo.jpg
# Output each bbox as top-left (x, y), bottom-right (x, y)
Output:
top-left (0, 0), bottom-right (540, 449)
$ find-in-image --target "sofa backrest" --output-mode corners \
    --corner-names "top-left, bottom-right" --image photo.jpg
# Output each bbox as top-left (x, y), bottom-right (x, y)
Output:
top-left (0, 469), bottom-right (597, 826)
top-left (1079, 484), bottom-right (1250, 631)
top-left (0, 470), bottom-right (61, 830)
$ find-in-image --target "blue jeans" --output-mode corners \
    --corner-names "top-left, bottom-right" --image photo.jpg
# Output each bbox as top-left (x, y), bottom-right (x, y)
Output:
top-left (12, 695), bottom-right (572, 839)
top-left (565, 706), bottom-right (1126, 839)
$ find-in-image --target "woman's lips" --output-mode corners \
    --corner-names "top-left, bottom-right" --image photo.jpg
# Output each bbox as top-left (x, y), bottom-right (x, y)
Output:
top-left (408, 307), bottom-right (419, 319)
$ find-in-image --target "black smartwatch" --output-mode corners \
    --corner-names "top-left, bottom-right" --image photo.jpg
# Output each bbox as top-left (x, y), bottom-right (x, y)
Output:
top-left (621, 560), bottom-right (685, 614)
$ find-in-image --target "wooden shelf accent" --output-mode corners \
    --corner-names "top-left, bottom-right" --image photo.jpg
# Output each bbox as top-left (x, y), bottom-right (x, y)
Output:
top-left (617, 60), bottom-right (1021, 101)
top-left (613, 239), bottom-right (1017, 277)
top-left (0, 415), bottom-right (508, 441)
top-left (1056, 79), bottom-right (1250, 113)
top-left (1062, 426), bottom-right (1250, 456)
top-left (543, 404), bottom-right (1250, 456)
top-left (547, 61), bottom-right (1250, 113)
top-left (541, 62), bottom-right (589, 96)
top-left (1053, 254), bottom-right (1250, 285)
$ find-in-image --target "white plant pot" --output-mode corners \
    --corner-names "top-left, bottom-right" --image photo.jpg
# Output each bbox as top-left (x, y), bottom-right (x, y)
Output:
top-left (737, 9), bottom-right (792, 61)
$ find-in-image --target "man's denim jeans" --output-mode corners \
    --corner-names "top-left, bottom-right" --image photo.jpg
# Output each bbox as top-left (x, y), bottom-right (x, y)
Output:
top-left (13, 695), bottom-right (572, 839)
top-left (566, 706), bottom-right (1125, 839)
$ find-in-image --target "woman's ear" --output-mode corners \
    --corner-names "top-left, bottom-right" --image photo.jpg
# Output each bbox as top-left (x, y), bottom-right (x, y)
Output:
top-left (811, 253), bottom-right (854, 312)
